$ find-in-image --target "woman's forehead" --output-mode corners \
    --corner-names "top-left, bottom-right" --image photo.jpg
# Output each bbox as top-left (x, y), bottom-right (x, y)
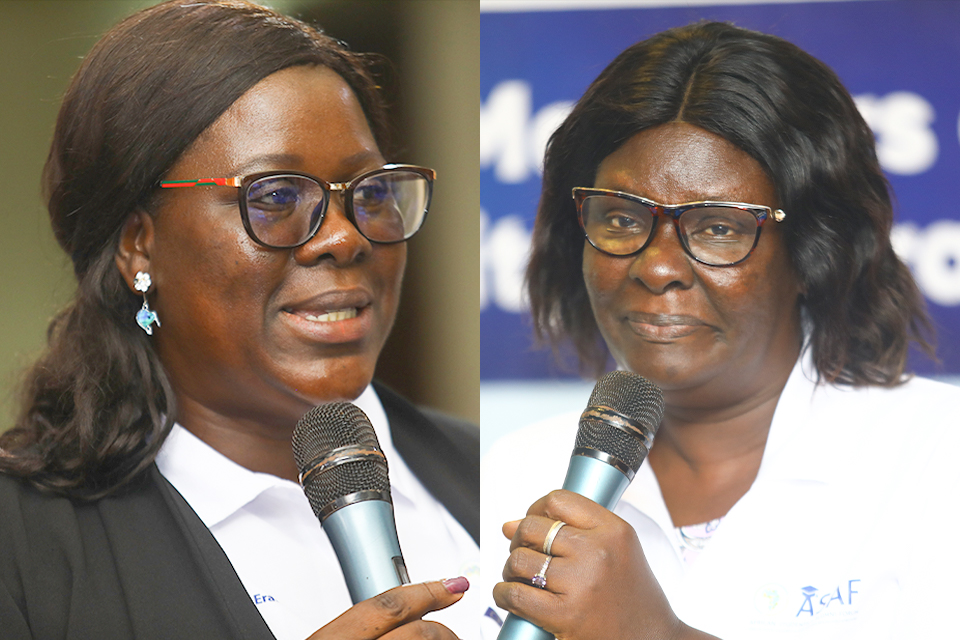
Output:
top-left (594, 123), bottom-right (777, 208)
top-left (173, 65), bottom-right (382, 180)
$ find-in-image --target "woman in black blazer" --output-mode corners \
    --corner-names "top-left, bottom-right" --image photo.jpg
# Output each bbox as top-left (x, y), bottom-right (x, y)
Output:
top-left (0, 2), bottom-right (477, 638)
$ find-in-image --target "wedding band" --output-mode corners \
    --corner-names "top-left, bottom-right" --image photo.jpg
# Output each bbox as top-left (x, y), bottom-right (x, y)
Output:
top-left (531, 555), bottom-right (551, 589)
top-left (542, 520), bottom-right (566, 555)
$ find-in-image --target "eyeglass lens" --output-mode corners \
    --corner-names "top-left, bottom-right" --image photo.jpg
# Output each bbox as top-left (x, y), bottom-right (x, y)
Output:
top-left (244, 169), bottom-right (429, 248)
top-left (579, 194), bottom-right (761, 266)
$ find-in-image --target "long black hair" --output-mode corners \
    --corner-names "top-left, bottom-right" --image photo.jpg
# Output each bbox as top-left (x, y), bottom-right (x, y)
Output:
top-left (0, 0), bottom-right (391, 498)
top-left (527, 21), bottom-right (934, 383)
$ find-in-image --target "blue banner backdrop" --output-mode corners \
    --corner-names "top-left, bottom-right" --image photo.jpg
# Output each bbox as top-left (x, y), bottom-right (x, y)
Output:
top-left (480, 0), bottom-right (960, 381)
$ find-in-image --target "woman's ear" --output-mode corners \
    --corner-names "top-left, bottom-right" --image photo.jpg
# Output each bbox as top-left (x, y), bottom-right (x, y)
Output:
top-left (115, 210), bottom-right (155, 291)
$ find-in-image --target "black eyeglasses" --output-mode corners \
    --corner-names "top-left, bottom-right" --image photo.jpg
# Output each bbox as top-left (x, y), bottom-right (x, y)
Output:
top-left (573, 187), bottom-right (786, 267)
top-left (160, 164), bottom-right (435, 249)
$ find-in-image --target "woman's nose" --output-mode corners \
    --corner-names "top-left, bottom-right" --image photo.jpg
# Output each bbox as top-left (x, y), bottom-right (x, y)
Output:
top-left (627, 219), bottom-right (695, 294)
top-left (292, 196), bottom-right (372, 266)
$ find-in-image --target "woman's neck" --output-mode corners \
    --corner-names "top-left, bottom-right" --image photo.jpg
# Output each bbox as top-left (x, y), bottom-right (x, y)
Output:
top-left (647, 367), bottom-right (792, 528)
top-left (172, 395), bottom-right (306, 483)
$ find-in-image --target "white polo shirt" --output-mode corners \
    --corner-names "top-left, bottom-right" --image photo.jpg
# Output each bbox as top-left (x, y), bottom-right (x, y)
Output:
top-left (481, 356), bottom-right (960, 639)
top-left (157, 385), bottom-right (480, 640)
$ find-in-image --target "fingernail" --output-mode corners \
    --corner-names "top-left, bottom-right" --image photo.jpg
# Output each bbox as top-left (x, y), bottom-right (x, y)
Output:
top-left (442, 576), bottom-right (470, 594)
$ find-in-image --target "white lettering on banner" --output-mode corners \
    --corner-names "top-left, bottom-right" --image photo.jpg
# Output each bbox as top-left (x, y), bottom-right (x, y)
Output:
top-left (854, 92), bottom-right (937, 175)
top-left (893, 220), bottom-right (960, 306)
top-left (481, 210), bottom-right (532, 312)
top-left (480, 80), bottom-right (573, 183)
top-left (481, 81), bottom-right (529, 183)
top-left (482, 83), bottom-right (938, 181)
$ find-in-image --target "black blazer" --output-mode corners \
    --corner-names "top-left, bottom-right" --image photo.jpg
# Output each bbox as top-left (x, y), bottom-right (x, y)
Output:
top-left (0, 386), bottom-right (478, 639)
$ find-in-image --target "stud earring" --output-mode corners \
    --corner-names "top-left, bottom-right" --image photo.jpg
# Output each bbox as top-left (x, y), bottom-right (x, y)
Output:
top-left (134, 271), bottom-right (161, 335)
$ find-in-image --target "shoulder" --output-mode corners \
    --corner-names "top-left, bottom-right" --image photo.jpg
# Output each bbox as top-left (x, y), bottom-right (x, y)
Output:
top-left (0, 472), bottom-right (82, 545)
top-left (373, 381), bottom-right (479, 541)
top-left (419, 405), bottom-right (480, 448)
top-left (481, 409), bottom-right (580, 524)
top-left (373, 380), bottom-right (479, 458)
top-left (0, 472), bottom-right (144, 633)
top-left (797, 377), bottom-right (960, 498)
top-left (809, 375), bottom-right (960, 434)
top-left (483, 409), bottom-right (579, 473)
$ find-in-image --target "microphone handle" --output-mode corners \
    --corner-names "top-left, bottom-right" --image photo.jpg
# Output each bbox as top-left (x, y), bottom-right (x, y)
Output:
top-left (497, 455), bottom-right (633, 640)
top-left (324, 499), bottom-right (410, 603)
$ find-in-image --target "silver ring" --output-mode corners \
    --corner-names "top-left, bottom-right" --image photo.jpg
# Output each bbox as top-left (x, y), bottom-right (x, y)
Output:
top-left (542, 520), bottom-right (566, 555)
top-left (531, 555), bottom-right (551, 589)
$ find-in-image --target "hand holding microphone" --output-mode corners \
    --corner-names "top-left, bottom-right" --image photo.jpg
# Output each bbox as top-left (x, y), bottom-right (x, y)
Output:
top-left (303, 580), bottom-right (468, 640)
top-left (292, 402), bottom-right (468, 639)
top-left (495, 372), bottom-right (696, 640)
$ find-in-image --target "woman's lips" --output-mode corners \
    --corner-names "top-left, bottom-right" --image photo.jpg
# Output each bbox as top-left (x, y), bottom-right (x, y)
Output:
top-left (625, 313), bottom-right (708, 341)
top-left (282, 305), bottom-right (372, 343)
top-left (281, 290), bottom-right (374, 344)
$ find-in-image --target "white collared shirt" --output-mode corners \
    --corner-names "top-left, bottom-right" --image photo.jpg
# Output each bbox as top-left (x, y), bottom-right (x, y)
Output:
top-left (157, 385), bottom-right (480, 640)
top-left (481, 356), bottom-right (960, 639)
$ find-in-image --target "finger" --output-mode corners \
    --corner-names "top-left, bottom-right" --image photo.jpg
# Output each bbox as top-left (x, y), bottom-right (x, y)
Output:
top-left (501, 547), bottom-right (571, 594)
top-left (507, 515), bottom-right (577, 556)
top-left (501, 519), bottom-right (521, 539)
top-left (492, 579), bottom-right (565, 637)
top-left (311, 578), bottom-right (468, 639)
top-left (379, 619), bottom-right (460, 640)
top-left (525, 489), bottom-right (617, 529)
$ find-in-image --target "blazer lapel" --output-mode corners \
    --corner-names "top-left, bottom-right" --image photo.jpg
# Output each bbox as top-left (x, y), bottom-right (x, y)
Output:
top-left (374, 382), bottom-right (479, 544)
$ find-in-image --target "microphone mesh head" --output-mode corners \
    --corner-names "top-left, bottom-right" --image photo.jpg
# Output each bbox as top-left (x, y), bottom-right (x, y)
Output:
top-left (576, 371), bottom-right (664, 473)
top-left (291, 402), bottom-right (389, 521)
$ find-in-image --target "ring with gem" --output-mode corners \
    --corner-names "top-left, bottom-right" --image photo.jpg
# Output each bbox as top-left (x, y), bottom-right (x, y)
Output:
top-left (531, 555), bottom-right (551, 589)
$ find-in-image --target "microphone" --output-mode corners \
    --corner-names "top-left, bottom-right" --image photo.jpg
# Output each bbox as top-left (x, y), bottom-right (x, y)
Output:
top-left (498, 371), bottom-right (664, 640)
top-left (292, 402), bottom-right (410, 603)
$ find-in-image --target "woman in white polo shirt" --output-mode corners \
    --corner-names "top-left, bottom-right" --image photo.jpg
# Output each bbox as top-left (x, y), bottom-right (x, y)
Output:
top-left (483, 21), bottom-right (960, 640)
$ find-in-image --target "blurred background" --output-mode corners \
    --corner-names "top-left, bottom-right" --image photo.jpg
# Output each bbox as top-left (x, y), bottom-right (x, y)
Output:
top-left (0, 0), bottom-right (480, 431)
top-left (480, 0), bottom-right (960, 453)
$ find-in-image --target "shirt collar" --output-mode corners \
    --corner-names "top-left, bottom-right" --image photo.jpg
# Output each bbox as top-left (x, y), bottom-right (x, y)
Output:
top-left (155, 384), bottom-right (420, 529)
top-left (755, 350), bottom-right (838, 485)
top-left (155, 420), bottom-right (286, 529)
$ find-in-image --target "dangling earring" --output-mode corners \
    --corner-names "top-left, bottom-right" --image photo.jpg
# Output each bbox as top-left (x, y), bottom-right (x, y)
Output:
top-left (134, 271), bottom-right (161, 335)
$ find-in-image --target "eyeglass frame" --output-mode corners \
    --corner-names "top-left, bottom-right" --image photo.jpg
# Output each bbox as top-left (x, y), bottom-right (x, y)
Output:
top-left (159, 163), bottom-right (436, 249)
top-left (572, 187), bottom-right (787, 267)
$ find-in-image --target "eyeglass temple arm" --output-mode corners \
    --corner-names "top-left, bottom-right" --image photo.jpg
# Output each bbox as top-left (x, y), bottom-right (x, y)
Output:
top-left (159, 177), bottom-right (243, 188)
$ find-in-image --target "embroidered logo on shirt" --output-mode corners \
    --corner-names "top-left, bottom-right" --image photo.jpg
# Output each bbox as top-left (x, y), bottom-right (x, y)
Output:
top-left (796, 580), bottom-right (860, 617)
top-left (752, 578), bottom-right (862, 629)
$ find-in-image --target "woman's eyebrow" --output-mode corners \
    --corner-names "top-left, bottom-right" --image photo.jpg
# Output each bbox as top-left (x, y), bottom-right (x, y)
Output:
top-left (228, 150), bottom-right (383, 177)
top-left (229, 153), bottom-right (304, 176)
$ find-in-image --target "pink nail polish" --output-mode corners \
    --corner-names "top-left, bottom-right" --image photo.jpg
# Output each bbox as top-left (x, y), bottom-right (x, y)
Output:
top-left (442, 576), bottom-right (470, 594)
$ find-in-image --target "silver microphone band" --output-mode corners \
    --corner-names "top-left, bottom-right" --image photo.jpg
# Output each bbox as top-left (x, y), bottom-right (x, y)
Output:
top-left (298, 444), bottom-right (386, 488)
top-left (579, 405), bottom-right (656, 449)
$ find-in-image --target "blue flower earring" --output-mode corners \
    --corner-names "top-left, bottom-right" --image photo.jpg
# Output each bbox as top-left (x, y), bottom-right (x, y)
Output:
top-left (134, 271), bottom-right (161, 335)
